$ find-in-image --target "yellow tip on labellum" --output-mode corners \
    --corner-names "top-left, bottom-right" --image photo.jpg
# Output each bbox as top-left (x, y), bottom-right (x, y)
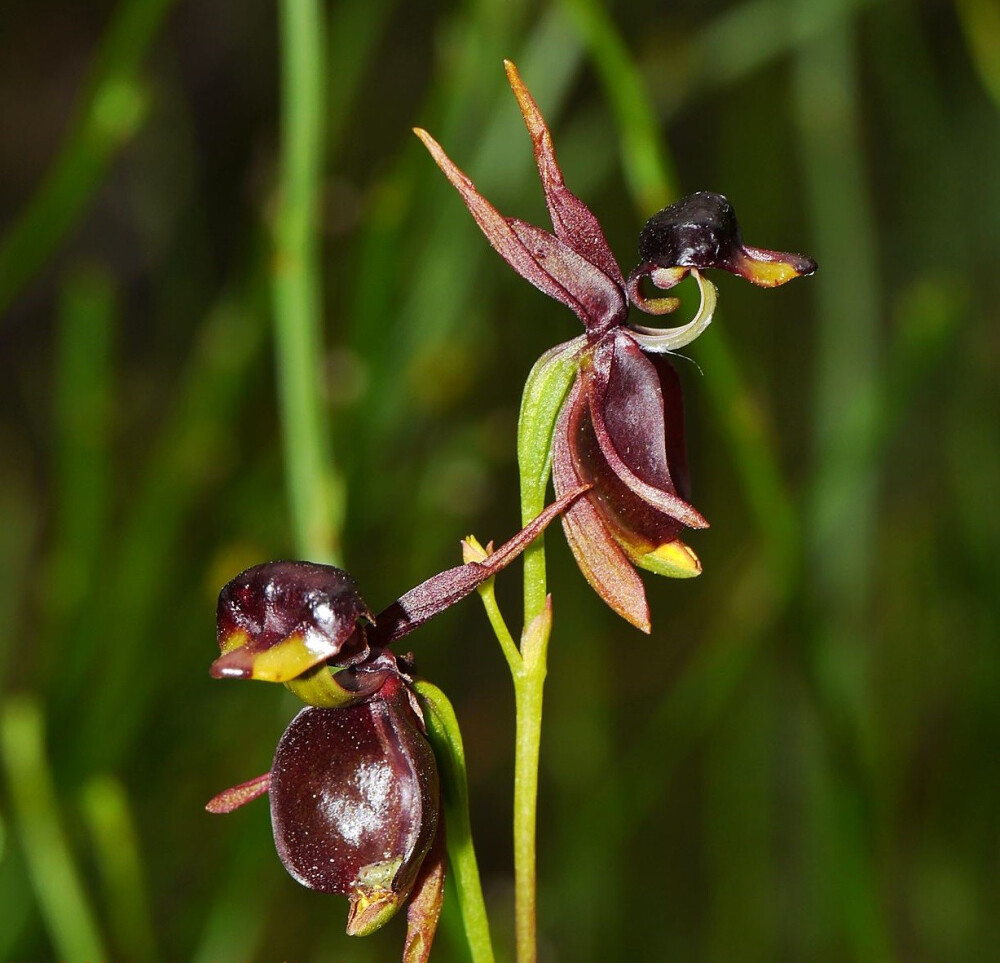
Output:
top-left (735, 248), bottom-right (817, 287)
top-left (249, 634), bottom-right (327, 682)
top-left (215, 632), bottom-right (324, 683)
top-left (636, 540), bottom-right (702, 579)
top-left (218, 628), bottom-right (248, 655)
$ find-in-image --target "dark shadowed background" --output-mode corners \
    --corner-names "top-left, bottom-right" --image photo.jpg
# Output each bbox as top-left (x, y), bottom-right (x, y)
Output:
top-left (1, 0), bottom-right (998, 960)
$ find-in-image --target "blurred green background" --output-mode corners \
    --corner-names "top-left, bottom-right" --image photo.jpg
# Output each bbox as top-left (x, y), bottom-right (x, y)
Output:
top-left (1, 0), bottom-right (998, 960)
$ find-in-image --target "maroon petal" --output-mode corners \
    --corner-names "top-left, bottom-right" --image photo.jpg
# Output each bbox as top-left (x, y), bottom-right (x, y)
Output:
top-left (414, 128), bottom-right (625, 334)
top-left (647, 350), bottom-right (691, 502)
top-left (552, 380), bottom-right (651, 632)
top-left (583, 336), bottom-right (708, 530)
top-left (269, 678), bottom-right (439, 927)
top-left (372, 485), bottom-right (588, 645)
top-left (509, 218), bottom-right (626, 333)
top-left (504, 60), bottom-right (624, 288)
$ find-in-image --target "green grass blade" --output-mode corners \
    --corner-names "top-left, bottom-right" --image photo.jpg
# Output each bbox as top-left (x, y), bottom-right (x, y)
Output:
top-left (273, 0), bottom-right (343, 565)
top-left (0, 0), bottom-right (177, 316)
top-left (0, 697), bottom-right (108, 962)
top-left (80, 775), bottom-right (158, 962)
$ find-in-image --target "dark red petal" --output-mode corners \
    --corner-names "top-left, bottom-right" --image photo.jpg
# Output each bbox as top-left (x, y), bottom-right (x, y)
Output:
top-left (269, 681), bottom-right (439, 905)
top-left (575, 404), bottom-right (686, 554)
top-left (372, 485), bottom-right (588, 645)
top-left (414, 128), bottom-right (625, 334)
top-left (646, 351), bottom-right (691, 502)
top-left (601, 333), bottom-right (680, 493)
top-left (504, 60), bottom-right (625, 288)
top-left (552, 380), bottom-right (651, 632)
top-left (584, 337), bottom-right (708, 530)
top-left (509, 219), bottom-right (626, 332)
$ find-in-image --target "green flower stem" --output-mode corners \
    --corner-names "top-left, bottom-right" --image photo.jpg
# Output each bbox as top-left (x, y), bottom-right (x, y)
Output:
top-left (273, 0), bottom-right (343, 565)
top-left (475, 577), bottom-right (522, 676)
top-left (502, 340), bottom-right (578, 963)
top-left (510, 602), bottom-right (552, 963)
top-left (414, 682), bottom-right (496, 963)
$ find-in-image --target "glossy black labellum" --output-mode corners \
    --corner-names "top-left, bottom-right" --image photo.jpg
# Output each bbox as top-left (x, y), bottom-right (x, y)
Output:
top-left (632, 190), bottom-right (817, 291)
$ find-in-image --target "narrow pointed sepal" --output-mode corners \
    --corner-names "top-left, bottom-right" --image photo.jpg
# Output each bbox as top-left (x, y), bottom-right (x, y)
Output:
top-left (205, 773), bottom-right (270, 814)
top-left (504, 60), bottom-right (624, 287)
top-left (414, 128), bottom-right (626, 334)
top-left (372, 485), bottom-right (589, 644)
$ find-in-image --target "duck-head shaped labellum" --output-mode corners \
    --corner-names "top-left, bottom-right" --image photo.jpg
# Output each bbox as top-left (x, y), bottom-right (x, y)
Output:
top-left (210, 561), bottom-right (374, 682)
top-left (209, 487), bottom-right (585, 692)
top-left (628, 191), bottom-right (817, 309)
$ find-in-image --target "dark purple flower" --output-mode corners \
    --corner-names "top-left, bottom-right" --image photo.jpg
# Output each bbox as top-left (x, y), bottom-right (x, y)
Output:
top-left (417, 61), bottom-right (815, 631)
top-left (206, 490), bottom-right (585, 953)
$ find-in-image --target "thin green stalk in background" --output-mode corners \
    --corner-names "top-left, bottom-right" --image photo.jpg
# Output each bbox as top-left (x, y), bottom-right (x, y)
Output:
top-left (43, 266), bottom-right (116, 670)
top-left (0, 0), bottom-right (177, 317)
top-left (0, 698), bottom-right (108, 963)
top-left (559, 0), bottom-right (678, 211)
top-left (80, 775), bottom-right (158, 963)
top-left (65, 271), bottom-right (270, 772)
top-left (273, 0), bottom-right (343, 565)
top-left (792, 6), bottom-right (890, 959)
top-left (954, 0), bottom-right (1000, 110)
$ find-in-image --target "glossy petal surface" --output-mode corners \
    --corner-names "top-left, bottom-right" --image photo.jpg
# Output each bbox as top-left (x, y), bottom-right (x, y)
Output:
top-left (635, 191), bottom-right (816, 288)
top-left (211, 562), bottom-right (373, 680)
top-left (269, 681), bottom-right (439, 913)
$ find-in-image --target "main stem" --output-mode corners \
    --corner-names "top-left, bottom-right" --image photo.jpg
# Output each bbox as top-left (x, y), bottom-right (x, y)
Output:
top-left (513, 644), bottom-right (547, 963)
top-left (513, 486), bottom-right (552, 963)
